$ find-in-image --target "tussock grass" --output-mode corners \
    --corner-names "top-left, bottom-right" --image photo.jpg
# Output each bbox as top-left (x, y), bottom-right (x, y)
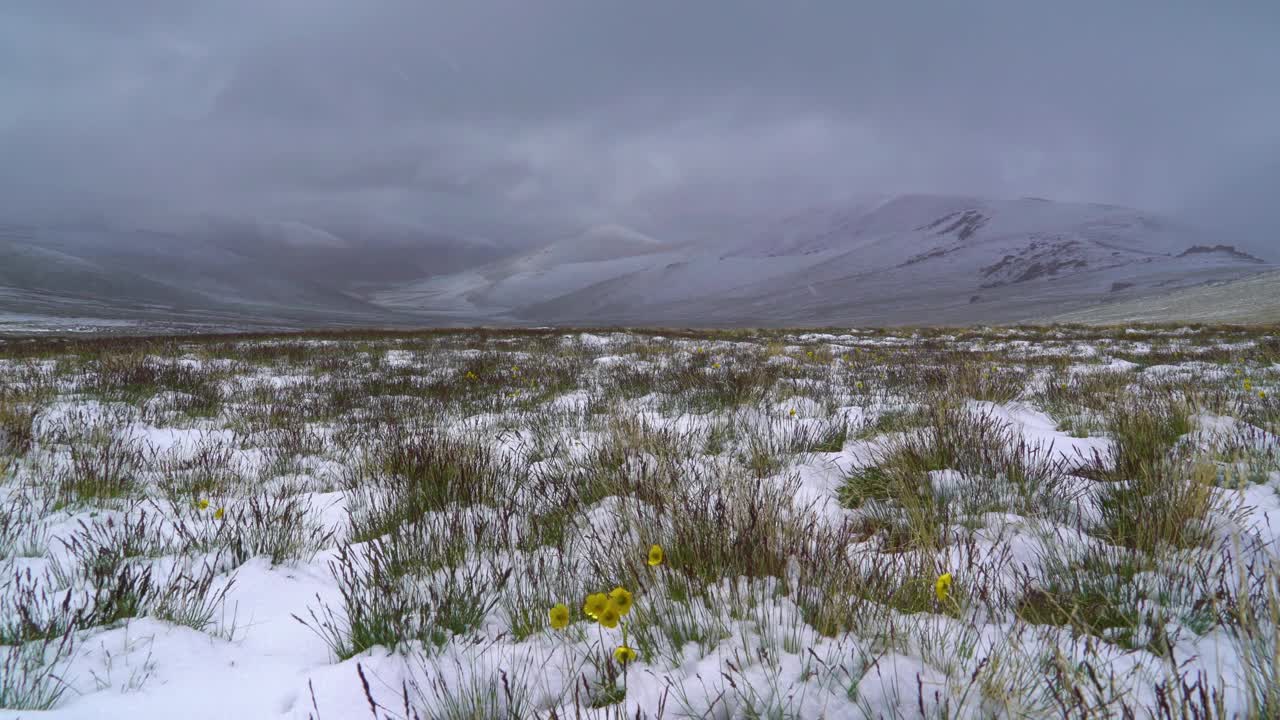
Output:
top-left (0, 400), bottom-right (36, 459)
top-left (56, 428), bottom-right (143, 507)
top-left (841, 402), bottom-right (1071, 552)
top-left (0, 629), bottom-right (74, 710)
top-left (2, 323), bottom-right (1280, 715)
top-left (1094, 394), bottom-right (1192, 484)
top-left (346, 428), bottom-right (511, 543)
top-left (300, 540), bottom-right (511, 660)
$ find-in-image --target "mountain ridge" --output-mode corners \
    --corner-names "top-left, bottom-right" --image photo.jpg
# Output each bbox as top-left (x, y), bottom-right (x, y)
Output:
top-left (1, 194), bottom-right (1271, 331)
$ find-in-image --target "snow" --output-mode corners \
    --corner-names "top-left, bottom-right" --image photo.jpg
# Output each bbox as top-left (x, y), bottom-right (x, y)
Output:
top-left (4, 329), bottom-right (1279, 718)
top-left (367, 194), bottom-right (1272, 328)
top-left (25, 560), bottom-right (339, 720)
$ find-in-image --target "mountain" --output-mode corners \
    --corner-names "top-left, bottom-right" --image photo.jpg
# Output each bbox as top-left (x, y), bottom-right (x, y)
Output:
top-left (1, 195), bottom-right (1271, 332)
top-left (377, 194), bottom-right (1268, 326)
top-left (0, 219), bottom-right (505, 329)
top-left (372, 224), bottom-right (680, 318)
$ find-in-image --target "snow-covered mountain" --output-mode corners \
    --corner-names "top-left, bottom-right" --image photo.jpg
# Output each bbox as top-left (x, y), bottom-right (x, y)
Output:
top-left (376, 194), bottom-right (1270, 326)
top-left (0, 219), bottom-right (501, 328)
top-left (1, 195), bottom-right (1271, 330)
top-left (372, 224), bottom-right (682, 317)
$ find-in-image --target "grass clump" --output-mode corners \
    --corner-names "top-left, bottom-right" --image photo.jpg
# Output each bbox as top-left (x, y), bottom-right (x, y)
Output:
top-left (0, 400), bottom-right (36, 459)
top-left (347, 429), bottom-right (509, 543)
top-left (56, 430), bottom-right (142, 507)
top-left (1096, 395), bottom-right (1192, 484)
top-left (0, 630), bottom-right (75, 710)
top-left (841, 402), bottom-right (1067, 549)
top-left (1084, 396), bottom-right (1215, 552)
top-left (300, 539), bottom-right (509, 660)
top-left (172, 488), bottom-right (333, 566)
top-left (1013, 544), bottom-right (1214, 656)
top-left (1099, 458), bottom-right (1218, 553)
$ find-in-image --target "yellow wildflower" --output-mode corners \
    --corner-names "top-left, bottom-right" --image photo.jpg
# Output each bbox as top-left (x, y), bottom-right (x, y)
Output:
top-left (214, 507), bottom-right (225, 521)
top-left (597, 605), bottom-right (621, 629)
top-left (1244, 379), bottom-right (1253, 391)
top-left (1261, 391), bottom-right (1268, 399)
top-left (647, 544), bottom-right (664, 566)
top-left (583, 592), bottom-right (609, 620)
top-left (935, 573), bottom-right (952, 602)
top-left (197, 498), bottom-right (210, 511)
top-left (548, 603), bottom-right (570, 630)
top-left (608, 587), bottom-right (633, 616)
top-left (614, 645), bottom-right (637, 664)
top-left (789, 408), bottom-right (797, 418)
top-left (712, 362), bottom-right (721, 369)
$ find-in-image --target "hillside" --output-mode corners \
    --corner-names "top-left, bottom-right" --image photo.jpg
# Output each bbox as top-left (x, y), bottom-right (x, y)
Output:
top-left (1, 195), bottom-right (1270, 331)
top-left (400, 194), bottom-right (1269, 326)
top-left (1049, 269), bottom-right (1280, 324)
top-left (0, 220), bottom-right (502, 329)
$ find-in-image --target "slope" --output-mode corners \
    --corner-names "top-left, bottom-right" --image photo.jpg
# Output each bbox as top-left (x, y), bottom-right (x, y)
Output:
top-left (1048, 270), bottom-right (1280, 324)
top-left (504, 195), bottom-right (1269, 326)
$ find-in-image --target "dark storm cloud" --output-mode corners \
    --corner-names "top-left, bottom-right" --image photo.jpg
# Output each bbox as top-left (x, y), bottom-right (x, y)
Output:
top-left (2, 1), bottom-right (1278, 246)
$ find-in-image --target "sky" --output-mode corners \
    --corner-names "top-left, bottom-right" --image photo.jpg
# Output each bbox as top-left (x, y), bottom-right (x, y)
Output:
top-left (2, 1), bottom-right (1279, 249)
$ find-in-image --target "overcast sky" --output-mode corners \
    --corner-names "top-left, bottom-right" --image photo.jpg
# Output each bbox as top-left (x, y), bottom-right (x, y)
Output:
top-left (2, 1), bottom-right (1278, 246)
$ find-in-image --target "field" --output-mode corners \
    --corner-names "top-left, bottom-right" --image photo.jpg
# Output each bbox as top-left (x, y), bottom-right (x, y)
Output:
top-left (1, 325), bottom-right (1279, 719)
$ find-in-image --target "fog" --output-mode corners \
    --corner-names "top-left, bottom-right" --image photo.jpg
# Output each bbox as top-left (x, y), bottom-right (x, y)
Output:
top-left (3, 1), bottom-right (1278, 253)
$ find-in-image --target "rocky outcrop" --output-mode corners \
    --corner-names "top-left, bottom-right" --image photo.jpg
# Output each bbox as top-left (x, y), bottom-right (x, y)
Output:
top-left (1177, 245), bottom-right (1265, 263)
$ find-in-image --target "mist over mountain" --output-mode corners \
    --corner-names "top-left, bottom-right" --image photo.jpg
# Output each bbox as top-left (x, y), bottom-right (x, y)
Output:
top-left (1, 2), bottom-right (1277, 330)
top-left (1, 194), bottom-right (1271, 331)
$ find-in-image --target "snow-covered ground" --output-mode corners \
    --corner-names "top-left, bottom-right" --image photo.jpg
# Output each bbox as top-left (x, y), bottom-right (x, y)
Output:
top-left (1, 326), bottom-right (1278, 718)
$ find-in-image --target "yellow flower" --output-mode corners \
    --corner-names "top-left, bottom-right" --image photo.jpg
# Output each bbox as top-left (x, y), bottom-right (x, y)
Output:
top-left (548, 603), bottom-right (570, 630)
top-left (1261, 391), bottom-right (1268, 399)
top-left (855, 381), bottom-right (863, 390)
top-left (935, 573), bottom-right (953, 602)
top-left (789, 408), bottom-right (797, 417)
top-left (647, 544), bottom-right (664, 566)
top-left (1244, 379), bottom-right (1253, 391)
top-left (806, 351), bottom-right (814, 358)
top-left (197, 498), bottom-right (210, 511)
top-left (597, 605), bottom-right (621, 628)
top-left (712, 362), bottom-right (721, 369)
top-left (214, 507), bottom-right (225, 521)
top-left (608, 587), bottom-right (633, 616)
top-left (583, 592), bottom-right (609, 620)
top-left (614, 645), bottom-right (637, 664)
